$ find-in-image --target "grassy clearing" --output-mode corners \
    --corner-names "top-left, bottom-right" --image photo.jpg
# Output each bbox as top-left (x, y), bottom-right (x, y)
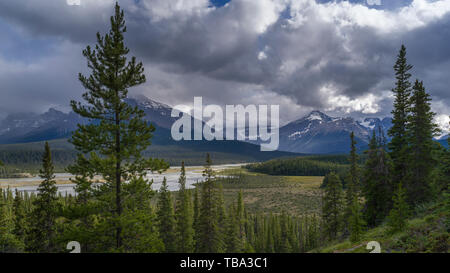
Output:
top-left (216, 167), bottom-right (324, 215)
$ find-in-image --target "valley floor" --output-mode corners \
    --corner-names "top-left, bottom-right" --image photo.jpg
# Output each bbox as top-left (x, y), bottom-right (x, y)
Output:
top-left (217, 168), bottom-right (323, 215)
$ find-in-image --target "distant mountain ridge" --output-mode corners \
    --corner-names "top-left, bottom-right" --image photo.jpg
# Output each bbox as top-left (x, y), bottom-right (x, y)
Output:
top-left (0, 95), bottom-right (297, 164)
top-left (277, 111), bottom-right (392, 154)
top-left (0, 96), bottom-right (446, 154)
top-left (0, 109), bottom-right (86, 144)
top-left (0, 96), bottom-right (176, 144)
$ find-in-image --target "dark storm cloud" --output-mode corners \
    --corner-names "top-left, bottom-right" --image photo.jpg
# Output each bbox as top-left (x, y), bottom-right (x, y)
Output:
top-left (0, 0), bottom-right (112, 43)
top-left (0, 0), bottom-right (448, 130)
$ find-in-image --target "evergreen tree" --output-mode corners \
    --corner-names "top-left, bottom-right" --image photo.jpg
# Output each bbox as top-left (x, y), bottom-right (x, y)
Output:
top-left (388, 45), bottom-right (413, 188)
top-left (321, 172), bottom-right (344, 240)
top-left (68, 2), bottom-right (167, 250)
top-left (362, 131), bottom-right (393, 227)
top-left (64, 157), bottom-right (97, 253)
top-left (236, 190), bottom-right (246, 251)
top-left (175, 162), bottom-right (194, 252)
top-left (441, 136), bottom-right (450, 190)
top-left (216, 183), bottom-right (227, 251)
top-left (193, 186), bottom-right (200, 252)
top-left (387, 183), bottom-right (410, 234)
top-left (348, 197), bottom-right (365, 243)
top-left (26, 142), bottom-right (59, 253)
top-left (12, 190), bottom-right (27, 244)
top-left (345, 132), bottom-right (360, 226)
top-left (121, 176), bottom-right (164, 252)
top-left (157, 177), bottom-right (176, 252)
top-left (434, 134), bottom-right (450, 193)
top-left (0, 189), bottom-right (22, 252)
top-left (279, 211), bottom-right (292, 253)
top-left (197, 154), bottom-right (222, 252)
top-left (406, 80), bottom-right (439, 205)
top-left (224, 204), bottom-right (241, 253)
top-left (265, 215), bottom-right (275, 253)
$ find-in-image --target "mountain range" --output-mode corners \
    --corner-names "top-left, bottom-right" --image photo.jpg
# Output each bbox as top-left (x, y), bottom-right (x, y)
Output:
top-left (0, 95), bottom-right (447, 155)
top-left (277, 111), bottom-right (392, 153)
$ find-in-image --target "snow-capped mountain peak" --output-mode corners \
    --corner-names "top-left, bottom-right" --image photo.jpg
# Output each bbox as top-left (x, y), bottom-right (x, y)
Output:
top-left (278, 111), bottom-right (393, 153)
top-left (307, 111), bottom-right (325, 121)
top-left (131, 94), bottom-right (171, 110)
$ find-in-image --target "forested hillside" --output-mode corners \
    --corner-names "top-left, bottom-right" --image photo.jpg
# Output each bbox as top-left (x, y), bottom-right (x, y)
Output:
top-left (0, 138), bottom-right (297, 174)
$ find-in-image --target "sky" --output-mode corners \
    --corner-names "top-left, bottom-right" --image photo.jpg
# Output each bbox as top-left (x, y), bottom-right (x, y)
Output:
top-left (0, 0), bottom-right (449, 134)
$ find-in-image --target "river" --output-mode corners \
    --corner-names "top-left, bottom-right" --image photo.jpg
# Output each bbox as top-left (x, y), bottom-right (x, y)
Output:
top-left (0, 163), bottom-right (245, 196)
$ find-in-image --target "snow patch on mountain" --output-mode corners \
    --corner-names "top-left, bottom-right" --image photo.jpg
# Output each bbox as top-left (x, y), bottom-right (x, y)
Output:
top-left (288, 123), bottom-right (312, 139)
top-left (359, 120), bottom-right (375, 130)
top-left (307, 112), bottom-right (323, 121)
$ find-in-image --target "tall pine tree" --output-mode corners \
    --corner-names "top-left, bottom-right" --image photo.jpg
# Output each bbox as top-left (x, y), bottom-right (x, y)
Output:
top-left (26, 142), bottom-right (59, 253)
top-left (68, 2), bottom-right (167, 250)
top-left (387, 183), bottom-right (410, 234)
top-left (175, 162), bottom-right (194, 252)
top-left (321, 172), bottom-right (344, 240)
top-left (345, 132), bottom-right (360, 224)
top-left (348, 197), bottom-right (365, 243)
top-left (388, 45), bottom-right (413, 188)
top-left (197, 154), bottom-right (222, 252)
top-left (362, 131), bottom-right (393, 227)
top-left (157, 177), bottom-right (176, 252)
top-left (406, 80), bottom-right (439, 205)
top-left (12, 190), bottom-right (27, 245)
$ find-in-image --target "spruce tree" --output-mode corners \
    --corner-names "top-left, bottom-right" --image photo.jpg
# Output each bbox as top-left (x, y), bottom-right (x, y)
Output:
top-left (193, 186), bottom-right (200, 252)
top-left (224, 204), bottom-right (241, 253)
top-left (387, 183), bottom-right (410, 234)
top-left (348, 197), bottom-right (365, 243)
top-left (175, 162), bottom-right (194, 252)
top-left (68, 2), bottom-right (167, 250)
top-left (121, 176), bottom-right (164, 252)
top-left (157, 177), bottom-right (176, 252)
top-left (388, 45), bottom-right (413, 188)
top-left (197, 154), bottom-right (222, 252)
top-left (26, 142), bottom-right (59, 253)
top-left (441, 136), bottom-right (450, 190)
top-left (12, 190), bottom-right (27, 244)
top-left (434, 133), bottom-right (450, 193)
top-left (279, 211), bottom-right (292, 253)
top-left (0, 189), bottom-right (22, 252)
top-left (216, 183), bottom-right (227, 251)
top-left (362, 131), bottom-right (393, 227)
top-left (64, 157), bottom-right (97, 252)
top-left (321, 172), bottom-right (344, 240)
top-left (236, 190), bottom-right (246, 252)
top-left (345, 132), bottom-right (360, 226)
top-left (265, 216), bottom-right (275, 253)
top-left (406, 80), bottom-right (439, 205)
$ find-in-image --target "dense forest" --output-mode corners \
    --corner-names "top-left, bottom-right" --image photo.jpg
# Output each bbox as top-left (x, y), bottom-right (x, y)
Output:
top-left (0, 3), bottom-right (448, 253)
top-left (0, 154), bottom-right (323, 253)
top-left (244, 156), bottom-right (349, 176)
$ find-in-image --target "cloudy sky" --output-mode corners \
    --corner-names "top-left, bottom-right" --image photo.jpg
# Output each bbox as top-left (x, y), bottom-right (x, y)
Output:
top-left (0, 0), bottom-right (449, 133)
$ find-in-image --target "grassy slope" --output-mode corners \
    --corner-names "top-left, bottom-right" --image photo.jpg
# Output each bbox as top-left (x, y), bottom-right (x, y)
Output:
top-left (314, 198), bottom-right (449, 253)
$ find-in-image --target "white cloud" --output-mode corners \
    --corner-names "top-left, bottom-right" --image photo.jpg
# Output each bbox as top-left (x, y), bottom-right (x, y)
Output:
top-left (304, 0), bottom-right (450, 34)
top-left (320, 84), bottom-right (386, 114)
top-left (66, 0), bottom-right (81, 6)
top-left (141, 0), bottom-right (210, 22)
top-left (435, 114), bottom-right (450, 137)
